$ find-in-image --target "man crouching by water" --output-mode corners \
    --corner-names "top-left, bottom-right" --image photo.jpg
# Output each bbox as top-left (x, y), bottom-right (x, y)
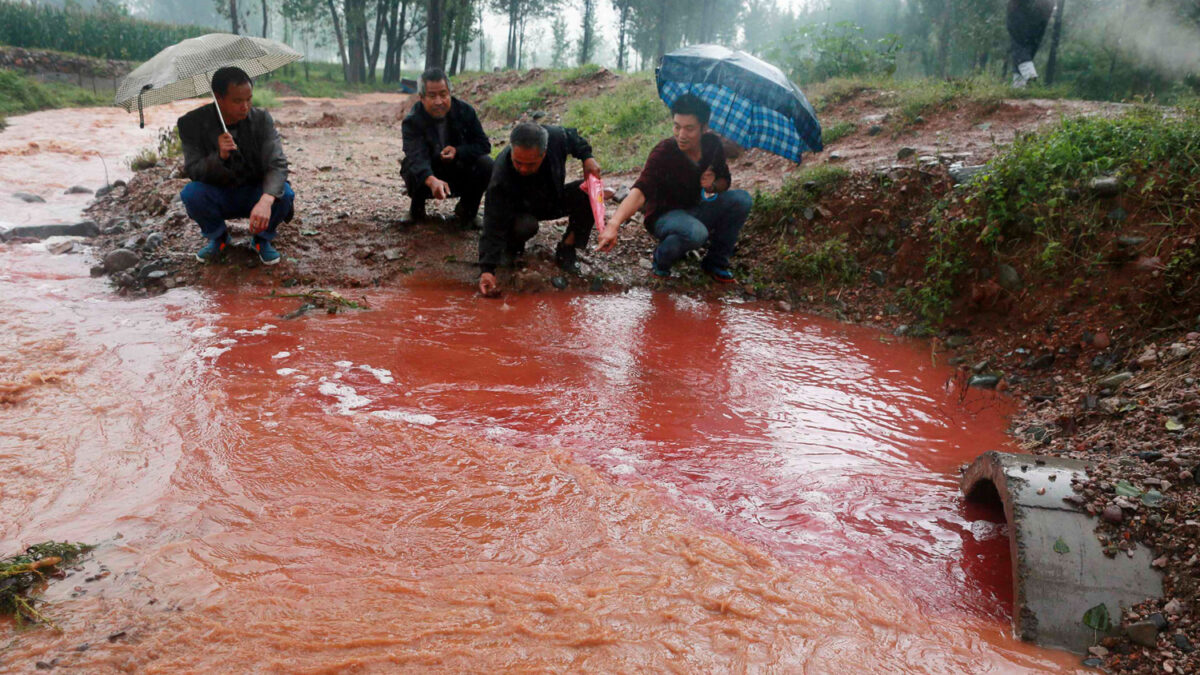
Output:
top-left (400, 67), bottom-right (493, 228)
top-left (597, 94), bottom-right (751, 282)
top-left (178, 66), bottom-right (294, 265)
top-left (477, 122), bottom-right (601, 297)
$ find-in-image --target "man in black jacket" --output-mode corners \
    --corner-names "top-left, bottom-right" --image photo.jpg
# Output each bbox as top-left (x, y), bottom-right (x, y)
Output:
top-left (400, 68), bottom-right (493, 227)
top-left (477, 123), bottom-right (600, 297)
top-left (178, 66), bottom-right (293, 265)
top-left (1008, 0), bottom-right (1056, 88)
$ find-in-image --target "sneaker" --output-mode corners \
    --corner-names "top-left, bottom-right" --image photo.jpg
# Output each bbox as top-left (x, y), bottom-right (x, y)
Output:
top-left (1018, 61), bottom-right (1038, 82)
top-left (195, 236), bottom-right (228, 264)
top-left (702, 262), bottom-right (736, 283)
top-left (255, 238), bottom-right (281, 265)
top-left (555, 242), bottom-right (580, 274)
top-left (650, 250), bottom-right (671, 278)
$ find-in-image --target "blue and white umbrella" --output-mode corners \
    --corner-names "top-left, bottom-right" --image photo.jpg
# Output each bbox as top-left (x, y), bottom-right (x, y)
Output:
top-left (656, 44), bottom-right (823, 163)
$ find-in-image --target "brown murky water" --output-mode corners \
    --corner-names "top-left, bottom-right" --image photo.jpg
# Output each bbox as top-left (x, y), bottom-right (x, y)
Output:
top-left (1, 106), bottom-right (1086, 673)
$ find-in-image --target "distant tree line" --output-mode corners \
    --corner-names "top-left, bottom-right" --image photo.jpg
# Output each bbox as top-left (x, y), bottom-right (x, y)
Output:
top-left (0, 0), bottom-right (205, 61)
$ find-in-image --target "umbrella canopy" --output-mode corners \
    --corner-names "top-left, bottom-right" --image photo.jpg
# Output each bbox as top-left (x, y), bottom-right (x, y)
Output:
top-left (115, 33), bottom-right (302, 125)
top-left (656, 44), bottom-right (822, 162)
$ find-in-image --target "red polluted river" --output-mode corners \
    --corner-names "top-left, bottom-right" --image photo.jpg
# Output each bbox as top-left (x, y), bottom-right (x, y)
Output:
top-left (0, 249), bottom-right (1091, 673)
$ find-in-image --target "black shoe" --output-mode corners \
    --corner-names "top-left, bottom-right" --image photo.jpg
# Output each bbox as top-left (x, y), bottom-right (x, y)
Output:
top-left (555, 242), bottom-right (580, 274)
top-left (403, 199), bottom-right (427, 225)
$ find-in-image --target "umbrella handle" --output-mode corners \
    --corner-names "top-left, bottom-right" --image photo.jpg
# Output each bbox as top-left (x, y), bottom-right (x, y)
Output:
top-left (210, 90), bottom-right (229, 134)
top-left (137, 84), bottom-right (150, 129)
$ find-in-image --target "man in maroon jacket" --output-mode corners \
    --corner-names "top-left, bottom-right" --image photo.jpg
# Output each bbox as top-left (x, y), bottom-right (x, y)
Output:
top-left (597, 94), bottom-right (752, 282)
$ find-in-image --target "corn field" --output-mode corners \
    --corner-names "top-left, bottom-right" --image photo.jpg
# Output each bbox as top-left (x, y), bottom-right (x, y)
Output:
top-left (0, 1), bottom-right (206, 62)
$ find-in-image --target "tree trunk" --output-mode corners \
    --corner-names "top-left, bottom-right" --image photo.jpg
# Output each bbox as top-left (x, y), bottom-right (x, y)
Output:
top-left (579, 0), bottom-right (594, 65)
top-left (441, 1), bottom-right (457, 72)
top-left (505, 0), bottom-right (518, 69)
top-left (655, 0), bottom-right (669, 64)
top-left (426, 0), bottom-right (444, 70)
top-left (344, 0), bottom-right (368, 84)
top-left (368, 0), bottom-right (389, 82)
top-left (229, 0), bottom-right (240, 34)
top-left (1045, 0), bottom-right (1066, 85)
top-left (383, 0), bottom-right (402, 82)
top-left (260, 0), bottom-right (268, 37)
top-left (615, 4), bottom-right (628, 71)
top-left (326, 0), bottom-right (349, 80)
top-left (937, 1), bottom-right (952, 78)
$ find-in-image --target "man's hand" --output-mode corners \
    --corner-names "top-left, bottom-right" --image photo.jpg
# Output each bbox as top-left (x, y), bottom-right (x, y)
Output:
top-left (425, 175), bottom-right (451, 200)
top-left (596, 221), bottom-right (620, 252)
top-left (582, 158), bottom-right (601, 178)
top-left (479, 273), bottom-right (499, 297)
top-left (440, 146), bottom-right (457, 162)
top-left (218, 132), bottom-right (237, 160)
top-left (700, 169), bottom-right (717, 194)
top-left (249, 194), bottom-right (276, 234)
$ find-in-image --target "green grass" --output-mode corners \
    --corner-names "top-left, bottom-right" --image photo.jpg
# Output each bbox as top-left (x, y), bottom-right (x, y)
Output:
top-left (821, 119), bottom-right (857, 145)
top-left (561, 63), bottom-right (604, 83)
top-left (0, 68), bottom-right (109, 117)
top-left (253, 87), bottom-right (280, 109)
top-left (562, 74), bottom-right (671, 172)
top-left (752, 164), bottom-right (850, 228)
top-left (778, 234), bottom-right (860, 285)
top-left (484, 77), bottom-right (566, 119)
top-left (262, 61), bottom-right (415, 99)
top-left (810, 75), bottom-right (1072, 120)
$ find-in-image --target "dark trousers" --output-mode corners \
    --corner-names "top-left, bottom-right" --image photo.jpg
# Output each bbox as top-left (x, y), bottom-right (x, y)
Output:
top-left (180, 181), bottom-right (295, 242)
top-left (404, 154), bottom-right (494, 220)
top-left (507, 179), bottom-right (595, 255)
top-left (1007, 0), bottom-right (1055, 69)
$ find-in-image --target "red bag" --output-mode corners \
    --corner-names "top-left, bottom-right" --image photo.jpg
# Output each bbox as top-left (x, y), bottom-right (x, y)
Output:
top-left (581, 174), bottom-right (606, 233)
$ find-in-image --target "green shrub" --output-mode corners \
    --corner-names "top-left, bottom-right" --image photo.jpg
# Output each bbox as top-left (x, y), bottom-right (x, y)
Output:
top-left (769, 21), bottom-right (902, 85)
top-left (752, 164), bottom-right (849, 227)
top-left (128, 147), bottom-right (158, 171)
top-left (821, 119), bottom-right (856, 145)
top-left (779, 234), bottom-right (860, 284)
top-left (485, 78), bottom-right (565, 119)
top-left (253, 88), bottom-right (280, 109)
top-left (0, 1), bottom-right (207, 62)
top-left (562, 75), bottom-right (671, 172)
top-left (562, 63), bottom-right (603, 83)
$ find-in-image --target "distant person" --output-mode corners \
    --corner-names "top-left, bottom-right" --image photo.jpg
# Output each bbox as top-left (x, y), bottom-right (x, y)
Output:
top-left (477, 123), bottom-right (601, 297)
top-left (401, 67), bottom-right (493, 227)
top-left (1008, 0), bottom-right (1056, 88)
top-left (597, 94), bottom-right (751, 283)
top-left (178, 66), bottom-right (294, 265)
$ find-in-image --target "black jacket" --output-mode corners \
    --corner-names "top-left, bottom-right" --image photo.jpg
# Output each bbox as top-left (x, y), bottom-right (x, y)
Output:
top-left (479, 125), bottom-right (593, 272)
top-left (400, 97), bottom-right (491, 186)
top-left (177, 103), bottom-right (288, 197)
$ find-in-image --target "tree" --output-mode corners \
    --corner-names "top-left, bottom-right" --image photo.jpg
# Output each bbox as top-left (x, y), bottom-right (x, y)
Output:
top-left (611, 0), bottom-right (632, 70)
top-left (490, 0), bottom-right (559, 69)
top-left (550, 15), bottom-right (568, 67)
top-left (426, 0), bottom-right (444, 69)
top-left (578, 0), bottom-right (596, 65)
top-left (1045, 0), bottom-right (1066, 85)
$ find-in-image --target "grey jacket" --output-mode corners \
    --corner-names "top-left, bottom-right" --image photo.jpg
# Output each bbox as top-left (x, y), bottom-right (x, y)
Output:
top-left (177, 103), bottom-right (288, 197)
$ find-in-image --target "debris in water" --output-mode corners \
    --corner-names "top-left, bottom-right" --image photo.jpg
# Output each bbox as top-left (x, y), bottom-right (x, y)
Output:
top-left (1, 541), bottom-right (94, 630)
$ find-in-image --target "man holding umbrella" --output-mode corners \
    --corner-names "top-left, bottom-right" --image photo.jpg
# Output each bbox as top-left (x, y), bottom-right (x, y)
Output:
top-left (597, 94), bottom-right (751, 282)
top-left (178, 66), bottom-right (294, 265)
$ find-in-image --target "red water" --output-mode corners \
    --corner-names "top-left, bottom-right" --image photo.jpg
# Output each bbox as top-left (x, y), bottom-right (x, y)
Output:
top-left (0, 247), bottom-right (1088, 672)
top-left (1, 106), bottom-right (1085, 672)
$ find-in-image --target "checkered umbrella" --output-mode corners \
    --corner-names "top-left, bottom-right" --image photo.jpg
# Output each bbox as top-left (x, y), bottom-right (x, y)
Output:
top-left (115, 33), bottom-right (302, 129)
top-left (657, 44), bottom-right (822, 162)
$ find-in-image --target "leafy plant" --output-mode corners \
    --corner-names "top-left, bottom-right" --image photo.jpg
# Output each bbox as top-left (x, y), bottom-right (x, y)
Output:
top-left (769, 21), bottom-right (902, 85)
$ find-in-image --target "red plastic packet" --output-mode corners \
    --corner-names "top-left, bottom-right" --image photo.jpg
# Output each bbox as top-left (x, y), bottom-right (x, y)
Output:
top-left (581, 174), bottom-right (606, 233)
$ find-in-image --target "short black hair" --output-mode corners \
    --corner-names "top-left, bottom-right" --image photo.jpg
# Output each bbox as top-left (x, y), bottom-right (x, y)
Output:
top-left (670, 93), bottom-right (711, 126)
top-left (509, 123), bottom-right (548, 153)
top-left (419, 67), bottom-right (450, 96)
top-left (211, 66), bottom-right (252, 97)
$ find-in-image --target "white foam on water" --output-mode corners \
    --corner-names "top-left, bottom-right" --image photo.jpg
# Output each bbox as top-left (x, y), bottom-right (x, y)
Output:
top-left (370, 410), bottom-right (437, 426)
top-left (234, 324), bottom-right (277, 336)
top-left (357, 364), bottom-right (394, 384)
top-left (271, 351), bottom-right (291, 360)
top-left (610, 463), bottom-right (637, 476)
top-left (334, 360), bottom-right (353, 368)
top-left (219, 338), bottom-right (238, 346)
top-left (276, 368), bottom-right (299, 376)
top-left (193, 327), bottom-right (218, 338)
top-left (317, 380), bottom-right (371, 414)
top-left (200, 346), bottom-right (231, 359)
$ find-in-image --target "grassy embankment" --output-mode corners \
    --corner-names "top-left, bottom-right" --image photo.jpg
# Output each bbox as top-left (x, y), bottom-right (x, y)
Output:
top-left (0, 68), bottom-right (109, 130)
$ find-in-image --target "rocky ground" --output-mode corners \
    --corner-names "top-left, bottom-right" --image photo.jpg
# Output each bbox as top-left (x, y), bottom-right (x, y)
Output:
top-left (10, 72), bottom-right (1197, 673)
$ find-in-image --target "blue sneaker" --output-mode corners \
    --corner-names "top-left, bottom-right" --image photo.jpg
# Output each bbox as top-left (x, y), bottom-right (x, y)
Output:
top-left (195, 236), bottom-right (228, 264)
top-left (702, 262), bottom-right (736, 284)
top-left (650, 250), bottom-right (671, 278)
top-left (255, 238), bottom-right (281, 265)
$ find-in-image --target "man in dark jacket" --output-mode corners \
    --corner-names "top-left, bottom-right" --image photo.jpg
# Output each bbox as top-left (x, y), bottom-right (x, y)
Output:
top-left (400, 68), bottom-right (493, 227)
top-left (477, 123), bottom-right (601, 297)
top-left (178, 66), bottom-right (293, 265)
top-left (597, 94), bottom-right (751, 283)
top-left (1008, 0), bottom-right (1056, 87)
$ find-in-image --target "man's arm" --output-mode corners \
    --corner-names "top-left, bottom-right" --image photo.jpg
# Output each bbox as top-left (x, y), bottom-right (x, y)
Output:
top-left (563, 127), bottom-right (593, 161)
top-left (179, 115), bottom-right (235, 185)
top-left (596, 187), bottom-right (645, 252)
top-left (710, 138), bottom-right (732, 193)
top-left (477, 182), bottom-right (511, 276)
top-left (455, 104), bottom-right (491, 160)
top-left (401, 114), bottom-right (434, 186)
top-left (259, 112), bottom-right (288, 198)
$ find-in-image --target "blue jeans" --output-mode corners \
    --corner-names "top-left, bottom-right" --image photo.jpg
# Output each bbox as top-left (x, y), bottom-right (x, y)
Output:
top-left (651, 189), bottom-right (752, 270)
top-left (180, 181), bottom-right (295, 242)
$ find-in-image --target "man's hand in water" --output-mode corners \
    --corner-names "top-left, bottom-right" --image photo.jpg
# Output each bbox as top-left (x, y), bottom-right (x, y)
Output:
top-left (479, 273), bottom-right (499, 297)
top-left (218, 132), bottom-right (237, 160)
top-left (700, 169), bottom-right (716, 194)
